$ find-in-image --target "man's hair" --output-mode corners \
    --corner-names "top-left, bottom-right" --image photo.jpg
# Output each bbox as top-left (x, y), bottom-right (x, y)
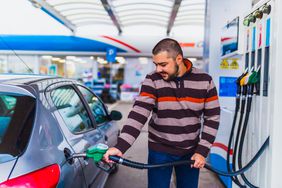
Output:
top-left (152, 38), bottom-right (183, 59)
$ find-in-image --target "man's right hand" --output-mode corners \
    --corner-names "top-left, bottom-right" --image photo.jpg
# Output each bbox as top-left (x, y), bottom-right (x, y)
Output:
top-left (103, 147), bottom-right (123, 163)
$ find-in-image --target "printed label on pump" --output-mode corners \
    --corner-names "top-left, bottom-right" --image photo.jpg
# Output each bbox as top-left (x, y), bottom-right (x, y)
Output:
top-left (266, 18), bottom-right (271, 47)
top-left (258, 24), bottom-right (262, 48)
top-left (246, 29), bottom-right (250, 51)
top-left (252, 27), bottom-right (256, 51)
top-left (230, 59), bottom-right (239, 70)
top-left (220, 59), bottom-right (229, 69)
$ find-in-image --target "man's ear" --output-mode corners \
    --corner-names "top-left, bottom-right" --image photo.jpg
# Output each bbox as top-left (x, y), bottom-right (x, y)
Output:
top-left (176, 54), bottom-right (183, 65)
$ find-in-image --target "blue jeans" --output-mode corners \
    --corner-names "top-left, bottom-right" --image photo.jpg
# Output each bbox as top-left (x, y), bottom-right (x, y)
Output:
top-left (148, 149), bottom-right (199, 188)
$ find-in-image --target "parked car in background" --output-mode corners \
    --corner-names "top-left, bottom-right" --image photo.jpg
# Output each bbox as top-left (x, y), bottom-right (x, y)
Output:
top-left (0, 74), bottom-right (122, 188)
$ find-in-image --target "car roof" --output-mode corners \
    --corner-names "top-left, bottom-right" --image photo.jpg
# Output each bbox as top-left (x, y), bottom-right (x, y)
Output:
top-left (0, 74), bottom-right (61, 85)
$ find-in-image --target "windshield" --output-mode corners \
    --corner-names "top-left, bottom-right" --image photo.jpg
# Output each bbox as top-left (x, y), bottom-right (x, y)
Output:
top-left (0, 93), bottom-right (36, 162)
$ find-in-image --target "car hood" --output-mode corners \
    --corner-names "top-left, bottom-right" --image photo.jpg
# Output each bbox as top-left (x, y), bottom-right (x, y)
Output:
top-left (0, 156), bottom-right (17, 183)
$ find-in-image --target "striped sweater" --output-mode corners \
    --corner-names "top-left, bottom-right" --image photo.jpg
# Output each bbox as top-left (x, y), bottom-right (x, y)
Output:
top-left (115, 59), bottom-right (220, 157)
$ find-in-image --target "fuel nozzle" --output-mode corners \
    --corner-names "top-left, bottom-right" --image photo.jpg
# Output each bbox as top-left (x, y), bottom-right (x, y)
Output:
top-left (86, 143), bottom-right (109, 162)
top-left (236, 70), bottom-right (248, 95)
top-left (69, 143), bottom-right (114, 173)
top-left (240, 72), bottom-right (250, 96)
top-left (86, 143), bottom-right (115, 173)
top-left (247, 66), bottom-right (260, 95)
top-left (235, 70), bottom-right (248, 111)
top-left (69, 143), bottom-right (109, 161)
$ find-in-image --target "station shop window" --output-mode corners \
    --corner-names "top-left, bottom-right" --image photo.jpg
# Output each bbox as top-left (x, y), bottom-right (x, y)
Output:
top-left (39, 55), bottom-right (96, 79)
top-left (3, 55), bottom-right (36, 74)
top-left (0, 56), bottom-right (7, 73)
top-left (98, 63), bottom-right (125, 84)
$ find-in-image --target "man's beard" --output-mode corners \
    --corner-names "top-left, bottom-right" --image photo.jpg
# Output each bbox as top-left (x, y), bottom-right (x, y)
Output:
top-left (161, 64), bottom-right (179, 81)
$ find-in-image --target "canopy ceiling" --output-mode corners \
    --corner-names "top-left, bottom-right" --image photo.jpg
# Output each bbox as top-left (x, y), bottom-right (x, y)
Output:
top-left (29, 0), bottom-right (206, 35)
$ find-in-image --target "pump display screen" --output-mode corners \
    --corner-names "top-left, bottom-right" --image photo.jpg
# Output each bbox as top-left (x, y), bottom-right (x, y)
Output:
top-left (219, 77), bottom-right (237, 97)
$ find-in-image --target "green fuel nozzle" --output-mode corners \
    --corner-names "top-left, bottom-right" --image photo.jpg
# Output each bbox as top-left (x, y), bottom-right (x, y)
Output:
top-left (69, 143), bottom-right (109, 162)
top-left (86, 143), bottom-right (109, 162)
top-left (69, 143), bottom-right (114, 173)
top-left (248, 66), bottom-right (260, 85)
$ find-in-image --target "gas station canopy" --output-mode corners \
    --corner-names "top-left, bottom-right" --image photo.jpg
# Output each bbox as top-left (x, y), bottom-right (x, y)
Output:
top-left (29, 0), bottom-right (206, 35)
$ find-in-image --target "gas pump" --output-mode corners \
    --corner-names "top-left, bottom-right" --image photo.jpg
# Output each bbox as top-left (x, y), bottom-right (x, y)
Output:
top-left (239, 1), bottom-right (272, 187)
top-left (209, 0), bottom-right (273, 187)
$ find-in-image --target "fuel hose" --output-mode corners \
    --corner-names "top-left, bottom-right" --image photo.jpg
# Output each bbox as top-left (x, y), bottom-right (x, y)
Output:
top-left (232, 83), bottom-right (248, 184)
top-left (237, 71), bottom-right (260, 188)
top-left (108, 136), bottom-right (269, 177)
top-left (227, 71), bottom-right (248, 187)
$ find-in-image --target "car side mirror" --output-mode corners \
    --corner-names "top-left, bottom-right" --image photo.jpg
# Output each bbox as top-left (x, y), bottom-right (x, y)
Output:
top-left (109, 110), bottom-right (122, 121)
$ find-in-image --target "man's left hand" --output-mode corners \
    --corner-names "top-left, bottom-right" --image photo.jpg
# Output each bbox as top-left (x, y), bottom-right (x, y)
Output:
top-left (191, 153), bottom-right (206, 168)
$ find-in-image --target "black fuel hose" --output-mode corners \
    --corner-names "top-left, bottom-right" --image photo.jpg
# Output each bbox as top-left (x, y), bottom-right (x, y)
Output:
top-left (227, 72), bottom-right (248, 187)
top-left (109, 136), bottom-right (269, 177)
top-left (238, 85), bottom-right (258, 188)
top-left (227, 85), bottom-right (246, 187)
top-left (232, 85), bottom-right (248, 185)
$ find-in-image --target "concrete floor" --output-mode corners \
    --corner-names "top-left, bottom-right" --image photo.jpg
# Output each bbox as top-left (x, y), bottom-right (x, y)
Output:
top-left (105, 101), bottom-right (225, 188)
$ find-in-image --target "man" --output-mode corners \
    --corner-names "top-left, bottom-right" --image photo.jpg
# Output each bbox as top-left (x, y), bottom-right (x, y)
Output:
top-left (104, 38), bottom-right (220, 188)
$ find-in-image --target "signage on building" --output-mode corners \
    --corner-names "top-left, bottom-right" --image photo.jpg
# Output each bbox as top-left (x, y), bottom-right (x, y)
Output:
top-left (106, 47), bottom-right (117, 63)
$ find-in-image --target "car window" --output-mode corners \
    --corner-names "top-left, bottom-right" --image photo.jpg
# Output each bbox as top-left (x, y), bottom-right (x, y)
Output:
top-left (51, 86), bottom-right (93, 134)
top-left (77, 86), bottom-right (108, 125)
top-left (0, 95), bottom-right (16, 144)
top-left (0, 93), bottom-right (35, 160)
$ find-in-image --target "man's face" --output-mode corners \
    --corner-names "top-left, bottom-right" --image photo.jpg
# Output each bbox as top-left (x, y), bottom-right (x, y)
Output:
top-left (153, 51), bottom-right (180, 81)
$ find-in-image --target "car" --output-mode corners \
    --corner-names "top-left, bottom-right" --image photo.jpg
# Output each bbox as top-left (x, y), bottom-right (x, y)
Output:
top-left (0, 74), bottom-right (122, 188)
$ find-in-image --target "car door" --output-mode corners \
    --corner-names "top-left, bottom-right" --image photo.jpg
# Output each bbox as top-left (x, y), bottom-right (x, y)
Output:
top-left (76, 85), bottom-right (120, 148)
top-left (48, 84), bottom-right (105, 187)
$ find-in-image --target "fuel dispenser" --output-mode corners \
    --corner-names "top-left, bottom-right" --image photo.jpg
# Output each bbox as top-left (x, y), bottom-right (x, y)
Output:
top-left (209, 0), bottom-right (273, 187)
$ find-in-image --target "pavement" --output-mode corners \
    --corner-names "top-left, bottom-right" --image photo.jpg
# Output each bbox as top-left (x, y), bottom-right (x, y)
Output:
top-left (105, 101), bottom-right (225, 188)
